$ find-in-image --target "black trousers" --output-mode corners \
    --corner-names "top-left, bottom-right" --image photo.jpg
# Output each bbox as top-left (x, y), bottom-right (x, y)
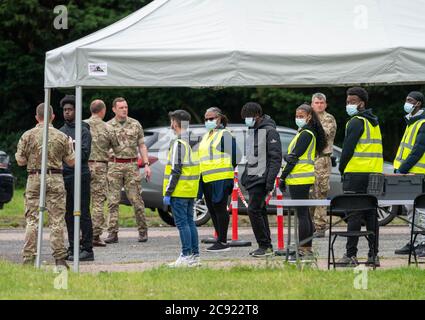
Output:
top-left (288, 184), bottom-right (314, 248)
top-left (64, 173), bottom-right (93, 253)
top-left (203, 182), bottom-right (230, 243)
top-left (343, 173), bottom-right (379, 257)
top-left (247, 184), bottom-right (272, 249)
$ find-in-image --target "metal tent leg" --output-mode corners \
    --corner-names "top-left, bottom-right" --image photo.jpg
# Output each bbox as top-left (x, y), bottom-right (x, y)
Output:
top-left (73, 86), bottom-right (83, 273)
top-left (36, 89), bottom-right (51, 268)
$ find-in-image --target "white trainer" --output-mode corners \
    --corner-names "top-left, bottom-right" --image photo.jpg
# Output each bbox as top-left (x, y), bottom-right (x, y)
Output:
top-left (168, 254), bottom-right (191, 268)
top-left (188, 254), bottom-right (201, 267)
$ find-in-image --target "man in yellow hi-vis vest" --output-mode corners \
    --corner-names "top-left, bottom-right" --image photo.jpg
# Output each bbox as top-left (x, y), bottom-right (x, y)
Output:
top-left (163, 110), bottom-right (200, 268)
top-left (338, 87), bottom-right (383, 267)
top-left (393, 91), bottom-right (425, 257)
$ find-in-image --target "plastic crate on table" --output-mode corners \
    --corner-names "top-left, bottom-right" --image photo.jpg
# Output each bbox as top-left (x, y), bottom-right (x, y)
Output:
top-left (367, 173), bottom-right (385, 196)
top-left (383, 174), bottom-right (425, 200)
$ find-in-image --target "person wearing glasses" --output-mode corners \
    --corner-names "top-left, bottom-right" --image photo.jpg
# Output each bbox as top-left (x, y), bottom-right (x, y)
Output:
top-left (198, 107), bottom-right (241, 252)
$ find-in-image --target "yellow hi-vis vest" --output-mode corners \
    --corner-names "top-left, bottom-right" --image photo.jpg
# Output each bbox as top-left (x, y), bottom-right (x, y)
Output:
top-left (393, 119), bottom-right (425, 173)
top-left (344, 116), bottom-right (383, 173)
top-left (162, 139), bottom-right (200, 198)
top-left (285, 129), bottom-right (316, 185)
top-left (199, 129), bottom-right (234, 183)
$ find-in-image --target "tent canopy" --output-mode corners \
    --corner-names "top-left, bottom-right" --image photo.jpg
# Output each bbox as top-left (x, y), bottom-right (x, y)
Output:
top-left (45, 0), bottom-right (425, 88)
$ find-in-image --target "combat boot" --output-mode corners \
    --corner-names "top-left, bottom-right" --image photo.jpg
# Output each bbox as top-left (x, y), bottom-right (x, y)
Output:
top-left (55, 259), bottom-right (70, 270)
top-left (104, 232), bottom-right (118, 244)
top-left (93, 235), bottom-right (107, 247)
top-left (138, 230), bottom-right (148, 242)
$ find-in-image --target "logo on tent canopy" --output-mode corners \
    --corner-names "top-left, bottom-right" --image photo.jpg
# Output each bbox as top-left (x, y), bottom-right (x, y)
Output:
top-left (88, 63), bottom-right (108, 76)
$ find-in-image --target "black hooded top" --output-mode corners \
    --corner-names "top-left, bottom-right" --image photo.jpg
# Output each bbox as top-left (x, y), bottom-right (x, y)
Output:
top-left (241, 115), bottom-right (282, 191)
top-left (339, 109), bottom-right (379, 174)
top-left (59, 121), bottom-right (92, 177)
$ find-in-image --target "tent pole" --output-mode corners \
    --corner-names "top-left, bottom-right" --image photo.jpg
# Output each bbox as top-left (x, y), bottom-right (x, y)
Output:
top-left (73, 86), bottom-right (82, 273)
top-left (36, 88), bottom-right (51, 268)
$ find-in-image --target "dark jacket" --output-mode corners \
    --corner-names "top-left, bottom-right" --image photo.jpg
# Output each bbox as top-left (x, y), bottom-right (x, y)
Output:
top-left (241, 115), bottom-right (282, 191)
top-left (280, 125), bottom-right (315, 181)
top-left (60, 121), bottom-right (91, 177)
top-left (398, 109), bottom-right (425, 174)
top-left (339, 109), bottom-right (379, 175)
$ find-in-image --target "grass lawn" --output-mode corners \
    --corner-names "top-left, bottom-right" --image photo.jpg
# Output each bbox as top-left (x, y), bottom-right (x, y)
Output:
top-left (0, 260), bottom-right (424, 299)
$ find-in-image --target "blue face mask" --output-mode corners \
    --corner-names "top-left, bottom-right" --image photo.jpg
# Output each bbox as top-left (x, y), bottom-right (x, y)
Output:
top-left (404, 102), bottom-right (415, 114)
top-left (205, 120), bottom-right (217, 131)
top-left (245, 117), bottom-right (256, 127)
top-left (295, 118), bottom-right (306, 129)
top-left (346, 104), bottom-right (359, 116)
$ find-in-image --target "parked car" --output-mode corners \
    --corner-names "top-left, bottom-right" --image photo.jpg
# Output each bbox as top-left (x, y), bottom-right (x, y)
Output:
top-left (121, 124), bottom-right (400, 226)
top-left (0, 151), bottom-right (14, 210)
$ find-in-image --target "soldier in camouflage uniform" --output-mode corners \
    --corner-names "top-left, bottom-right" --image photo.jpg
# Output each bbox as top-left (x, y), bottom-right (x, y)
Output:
top-left (105, 97), bottom-right (152, 243)
top-left (309, 93), bottom-right (337, 237)
top-left (15, 104), bottom-right (75, 268)
top-left (84, 100), bottom-right (118, 247)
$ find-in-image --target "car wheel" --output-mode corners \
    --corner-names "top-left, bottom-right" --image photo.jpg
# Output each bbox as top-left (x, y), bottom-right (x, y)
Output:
top-left (377, 205), bottom-right (399, 226)
top-left (157, 198), bottom-right (211, 227)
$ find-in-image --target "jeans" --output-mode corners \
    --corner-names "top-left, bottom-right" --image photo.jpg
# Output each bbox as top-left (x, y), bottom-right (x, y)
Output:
top-left (64, 173), bottom-right (93, 253)
top-left (247, 184), bottom-right (272, 249)
top-left (289, 184), bottom-right (314, 248)
top-left (171, 197), bottom-right (199, 256)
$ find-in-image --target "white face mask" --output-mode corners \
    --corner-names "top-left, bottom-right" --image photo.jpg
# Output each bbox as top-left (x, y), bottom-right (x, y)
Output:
top-left (245, 117), bottom-right (256, 127)
top-left (205, 119), bottom-right (217, 131)
top-left (404, 102), bottom-right (415, 114)
top-left (346, 104), bottom-right (359, 116)
top-left (295, 118), bottom-right (307, 129)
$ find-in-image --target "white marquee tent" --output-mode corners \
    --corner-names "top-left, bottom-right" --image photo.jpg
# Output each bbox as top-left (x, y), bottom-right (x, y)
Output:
top-left (39, 0), bottom-right (425, 271)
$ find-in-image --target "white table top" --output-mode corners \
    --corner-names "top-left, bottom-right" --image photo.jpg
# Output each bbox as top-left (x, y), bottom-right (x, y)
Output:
top-left (268, 199), bottom-right (414, 207)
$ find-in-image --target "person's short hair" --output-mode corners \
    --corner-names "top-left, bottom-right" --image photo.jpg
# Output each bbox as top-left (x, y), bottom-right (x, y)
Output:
top-left (60, 95), bottom-right (75, 109)
top-left (90, 100), bottom-right (106, 114)
top-left (241, 102), bottom-right (263, 118)
top-left (36, 103), bottom-right (53, 120)
top-left (347, 87), bottom-right (368, 106)
top-left (312, 92), bottom-right (326, 102)
top-left (112, 97), bottom-right (126, 108)
top-left (168, 110), bottom-right (191, 128)
top-left (407, 91), bottom-right (424, 104)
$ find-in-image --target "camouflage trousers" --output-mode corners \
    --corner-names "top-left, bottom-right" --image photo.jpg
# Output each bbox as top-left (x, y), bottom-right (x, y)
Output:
top-left (23, 174), bottom-right (68, 261)
top-left (309, 156), bottom-right (331, 231)
top-left (89, 162), bottom-right (108, 237)
top-left (107, 162), bottom-right (147, 234)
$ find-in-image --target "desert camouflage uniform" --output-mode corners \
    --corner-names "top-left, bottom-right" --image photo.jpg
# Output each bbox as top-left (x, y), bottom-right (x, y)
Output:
top-left (310, 111), bottom-right (337, 231)
top-left (84, 115), bottom-right (118, 237)
top-left (15, 123), bottom-right (74, 262)
top-left (107, 117), bottom-right (147, 234)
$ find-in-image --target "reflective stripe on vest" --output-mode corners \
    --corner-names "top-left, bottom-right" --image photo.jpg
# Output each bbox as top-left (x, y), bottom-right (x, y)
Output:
top-left (198, 129), bottom-right (234, 183)
top-left (393, 119), bottom-right (425, 173)
top-left (285, 129), bottom-right (316, 186)
top-left (162, 139), bottom-right (200, 198)
top-left (344, 116), bottom-right (383, 174)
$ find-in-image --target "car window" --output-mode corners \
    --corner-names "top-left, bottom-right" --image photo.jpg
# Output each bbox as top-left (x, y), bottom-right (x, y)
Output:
top-left (280, 132), bottom-right (295, 153)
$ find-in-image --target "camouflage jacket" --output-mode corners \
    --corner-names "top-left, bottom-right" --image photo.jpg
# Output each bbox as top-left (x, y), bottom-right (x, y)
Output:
top-left (84, 115), bottom-right (119, 162)
top-left (15, 123), bottom-right (75, 171)
top-left (107, 117), bottom-right (144, 159)
top-left (318, 111), bottom-right (337, 155)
